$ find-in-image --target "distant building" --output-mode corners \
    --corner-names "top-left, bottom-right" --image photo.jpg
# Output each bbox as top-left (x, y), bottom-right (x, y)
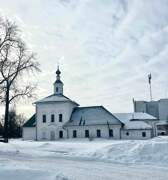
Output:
top-left (134, 99), bottom-right (168, 135)
top-left (22, 67), bottom-right (158, 140)
top-left (134, 99), bottom-right (168, 120)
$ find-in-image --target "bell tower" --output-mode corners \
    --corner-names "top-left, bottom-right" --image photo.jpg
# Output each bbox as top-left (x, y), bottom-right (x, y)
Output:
top-left (54, 66), bottom-right (63, 95)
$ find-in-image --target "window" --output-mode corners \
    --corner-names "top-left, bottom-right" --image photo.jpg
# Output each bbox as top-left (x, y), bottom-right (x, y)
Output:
top-left (109, 129), bottom-right (113, 137)
top-left (142, 132), bottom-right (146, 137)
top-left (51, 114), bottom-right (55, 122)
top-left (56, 87), bottom-right (58, 92)
top-left (85, 130), bottom-right (89, 138)
top-left (42, 115), bottom-right (46, 123)
top-left (59, 114), bottom-right (63, 122)
top-left (161, 132), bottom-right (165, 136)
top-left (73, 130), bottom-right (77, 138)
top-left (97, 129), bottom-right (101, 138)
top-left (126, 132), bottom-right (129, 136)
top-left (59, 131), bottom-right (63, 138)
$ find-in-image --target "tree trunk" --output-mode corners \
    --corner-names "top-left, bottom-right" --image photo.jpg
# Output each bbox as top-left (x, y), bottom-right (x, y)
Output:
top-left (3, 83), bottom-right (10, 143)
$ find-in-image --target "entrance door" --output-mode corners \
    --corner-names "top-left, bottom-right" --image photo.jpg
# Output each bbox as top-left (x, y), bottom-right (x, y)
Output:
top-left (59, 130), bottom-right (63, 138)
top-left (50, 131), bottom-right (55, 140)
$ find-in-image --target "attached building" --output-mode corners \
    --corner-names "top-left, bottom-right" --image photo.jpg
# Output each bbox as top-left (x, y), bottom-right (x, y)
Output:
top-left (22, 114), bottom-right (36, 140)
top-left (114, 113), bottom-right (157, 139)
top-left (64, 106), bottom-right (122, 139)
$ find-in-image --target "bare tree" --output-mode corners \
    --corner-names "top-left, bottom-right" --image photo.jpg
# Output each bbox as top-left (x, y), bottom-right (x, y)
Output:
top-left (0, 17), bottom-right (40, 143)
top-left (0, 116), bottom-right (3, 138)
top-left (16, 113), bottom-right (26, 137)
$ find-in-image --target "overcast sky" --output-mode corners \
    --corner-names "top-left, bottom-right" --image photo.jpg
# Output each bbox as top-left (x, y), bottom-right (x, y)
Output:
top-left (1, 0), bottom-right (168, 118)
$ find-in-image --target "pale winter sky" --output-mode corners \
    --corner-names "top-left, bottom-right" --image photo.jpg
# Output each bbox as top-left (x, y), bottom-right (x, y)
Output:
top-left (0, 0), bottom-right (168, 118)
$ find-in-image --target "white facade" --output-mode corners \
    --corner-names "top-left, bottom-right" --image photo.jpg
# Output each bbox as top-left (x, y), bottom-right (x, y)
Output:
top-left (23, 127), bottom-right (36, 140)
top-left (121, 129), bottom-right (152, 140)
top-left (67, 125), bottom-right (121, 139)
top-left (36, 102), bottom-right (77, 140)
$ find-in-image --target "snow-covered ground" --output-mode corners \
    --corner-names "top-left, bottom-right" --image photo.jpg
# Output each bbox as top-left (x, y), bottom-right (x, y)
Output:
top-left (0, 137), bottom-right (168, 180)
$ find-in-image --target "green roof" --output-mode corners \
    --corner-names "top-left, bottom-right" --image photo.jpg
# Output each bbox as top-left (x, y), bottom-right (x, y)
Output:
top-left (23, 114), bottom-right (36, 127)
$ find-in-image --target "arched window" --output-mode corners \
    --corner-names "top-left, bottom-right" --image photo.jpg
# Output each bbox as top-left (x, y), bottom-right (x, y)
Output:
top-left (42, 115), bottom-right (46, 123)
top-left (97, 129), bottom-right (101, 138)
top-left (85, 130), bottom-right (89, 138)
top-left (73, 130), bottom-right (77, 138)
top-left (142, 132), bottom-right (146, 137)
top-left (126, 132), bottom-right (129, 136)
top-left (51, 114), bottom-right (55, 122)
top-left (109, 129), bottom-right (113, 137)
top-left (59, 114), bottom-right (63, 122)
top-left (56, 87), bottom-right (58, 92)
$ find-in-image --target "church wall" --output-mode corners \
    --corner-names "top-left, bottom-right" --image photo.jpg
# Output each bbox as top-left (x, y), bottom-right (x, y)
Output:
top-left (36, 102), bottom-right (77, 140)
top-left (23, 127), bottom-right (36, 140)
top-left (121, 129), bottom-right (152, 140)
top-left (66, 125), bottom-right (121, 139)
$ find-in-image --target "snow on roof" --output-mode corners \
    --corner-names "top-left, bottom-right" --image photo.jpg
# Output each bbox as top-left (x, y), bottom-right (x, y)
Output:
top-left (35, 94), bottom-right (79, 105)
top-left (113, 113), bottom-right (154, 129)
top-left (114, 112), bottom-right (156, 121)
top-left (64, 106), bottom-right (122, 126)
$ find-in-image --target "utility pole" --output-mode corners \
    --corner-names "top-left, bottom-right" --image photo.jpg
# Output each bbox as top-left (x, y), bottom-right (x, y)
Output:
top-left (132, 98), bottom-right (136, 112)
top-left (148, 73), bottom-right (152, 101)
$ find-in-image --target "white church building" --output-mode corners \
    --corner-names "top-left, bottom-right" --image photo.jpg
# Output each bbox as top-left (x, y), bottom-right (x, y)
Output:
top-left (23, 67), bottom-right (158, 140)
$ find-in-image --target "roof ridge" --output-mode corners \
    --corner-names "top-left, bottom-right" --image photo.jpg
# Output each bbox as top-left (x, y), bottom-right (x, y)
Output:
top-left (34, 93), bottom-right (79, 106)
top-left (75, 105), bottom-right (102, 109)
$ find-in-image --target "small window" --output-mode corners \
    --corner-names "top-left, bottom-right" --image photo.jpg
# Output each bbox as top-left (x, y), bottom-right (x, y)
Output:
top-left (59, 131), bottom-right (63, 138)
top-left (85, 130), bottom-right (89, 138)
top-left (42, 115), bottom-right (46, 123)
top-left (59, 114), bottom-right (63, 122)
top-left (126, 132), bottom-right (129, 136)
top-left (97, 129), bottom-right (101, 138)
top-left (142, 132), bottom-right (146, 137)
top-left (109, 129), bottom-right (113, 137)
top-left (73, 130), bottom-right (77, 138)
top-left (51, 114), bottom-right (55, 122)
top-left (56, 87), bottom-right (58, 92)
top-left (161, 132), bottom-right (165, 136)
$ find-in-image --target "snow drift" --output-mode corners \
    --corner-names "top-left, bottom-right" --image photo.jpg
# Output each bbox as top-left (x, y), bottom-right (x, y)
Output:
top-left (0, 136), bottom-right (168, 166)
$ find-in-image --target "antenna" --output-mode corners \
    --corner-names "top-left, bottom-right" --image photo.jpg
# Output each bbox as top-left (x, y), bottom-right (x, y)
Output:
top-left (133, 98), bottom-right (135, 112)
top-left (148, 73), bottom-right (152, 101)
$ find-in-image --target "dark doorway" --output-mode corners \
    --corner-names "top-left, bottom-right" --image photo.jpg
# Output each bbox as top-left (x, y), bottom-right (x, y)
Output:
top-left (59, 130), bottom-right (63, 138)
top-left (50, 131), bottom-right (55, 140)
